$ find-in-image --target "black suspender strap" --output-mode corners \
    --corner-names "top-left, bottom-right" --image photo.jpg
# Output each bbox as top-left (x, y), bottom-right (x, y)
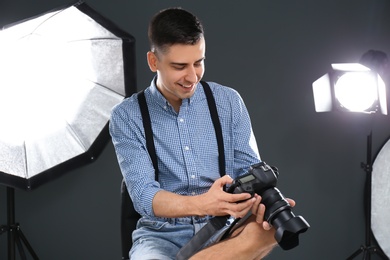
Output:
top-left (200, 81), bottom-right (226, 178)
top-left (138, 90), bottom-right (159, 181)
top-left (137, 81), bottom-right (226, 182)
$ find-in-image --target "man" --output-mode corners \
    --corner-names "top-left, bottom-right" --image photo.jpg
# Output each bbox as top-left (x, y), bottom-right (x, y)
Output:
top-left (110, 7), bottom-right (294, 259)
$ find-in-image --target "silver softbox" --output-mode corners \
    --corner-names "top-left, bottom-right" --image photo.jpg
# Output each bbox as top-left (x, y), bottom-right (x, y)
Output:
top-left (0, 1), bottom-right (136, 190)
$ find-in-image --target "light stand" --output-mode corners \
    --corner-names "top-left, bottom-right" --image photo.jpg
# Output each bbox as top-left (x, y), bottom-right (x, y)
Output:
top-left (312, 63), bottom-right (389, 260)
top-left (346, 132), bottom-right (388, 260)
top-left (0, 187), bottom-right (39, 260)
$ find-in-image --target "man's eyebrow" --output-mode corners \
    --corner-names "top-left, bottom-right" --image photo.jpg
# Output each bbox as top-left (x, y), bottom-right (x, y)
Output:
top-left (170, 57), bottom-right (205, 66)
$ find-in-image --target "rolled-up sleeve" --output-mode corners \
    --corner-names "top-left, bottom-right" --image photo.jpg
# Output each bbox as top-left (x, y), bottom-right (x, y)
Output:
top-left (232, 90), bottom-right (261, 170)
top-left (109, 98), bottom-right (162, 217)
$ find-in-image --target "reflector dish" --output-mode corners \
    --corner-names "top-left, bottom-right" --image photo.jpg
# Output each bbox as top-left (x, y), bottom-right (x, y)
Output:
top-left (372, 138), bottom-right (390, 258)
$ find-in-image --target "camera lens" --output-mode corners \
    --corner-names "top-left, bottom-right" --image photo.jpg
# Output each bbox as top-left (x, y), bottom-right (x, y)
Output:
top-left (260, 187), bottom-right (310, 250)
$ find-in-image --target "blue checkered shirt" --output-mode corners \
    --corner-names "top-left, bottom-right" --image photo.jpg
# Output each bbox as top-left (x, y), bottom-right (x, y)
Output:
top-left (109, 78), bottom-right (261, 219)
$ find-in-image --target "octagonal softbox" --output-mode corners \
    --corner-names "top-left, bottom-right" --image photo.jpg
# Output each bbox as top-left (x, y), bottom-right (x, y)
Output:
top-left (0, 1), bottom-right (136, 190)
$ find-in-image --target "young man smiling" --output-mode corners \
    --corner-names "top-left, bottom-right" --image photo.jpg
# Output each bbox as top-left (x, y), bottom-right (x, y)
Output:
top-left (110, 7), bottom-right (295, 260)
top-left (147, 39), bottom-right (205, 113)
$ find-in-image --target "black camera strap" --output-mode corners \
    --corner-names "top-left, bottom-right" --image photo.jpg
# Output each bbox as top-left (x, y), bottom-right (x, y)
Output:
top-left (176, 214), bottom-right (232, 260)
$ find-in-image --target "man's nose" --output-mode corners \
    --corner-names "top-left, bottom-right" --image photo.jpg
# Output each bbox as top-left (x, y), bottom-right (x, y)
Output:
top-left (185, 66), bottom-right (198, 83)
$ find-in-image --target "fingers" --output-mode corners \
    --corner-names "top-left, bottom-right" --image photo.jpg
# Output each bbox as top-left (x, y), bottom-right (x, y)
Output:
top-left (216, 175), bottom-right (233, 187)
top-left (222, 196), bottom-right (255, 218)
top-left (247, 195), bottom-right (297, 238)
top-left (253, 195), bottom-right (296, 218)
top-left (251, 196), bottom-right (273, 231)
top-left (286, 198), bottom-right (296, 207)
top-left (215, 175), bottom-right (253, 203)
top-left (212, 175), bottom-right (297, 220)
top-left (205, 176), bottom-right (254, 217)
top-left (262, 220), bottom-right (272, 230)
top-left (252, 195), bottom-right (265, 224)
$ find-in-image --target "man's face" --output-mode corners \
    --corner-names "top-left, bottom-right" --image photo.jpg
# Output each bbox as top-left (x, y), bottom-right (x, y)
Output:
top-left (147, 37), bottom-right (206, 110)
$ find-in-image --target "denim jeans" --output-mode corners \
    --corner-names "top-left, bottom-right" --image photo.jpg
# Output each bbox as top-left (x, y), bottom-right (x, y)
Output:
top-left (129, 216), bottom-right (209, 260)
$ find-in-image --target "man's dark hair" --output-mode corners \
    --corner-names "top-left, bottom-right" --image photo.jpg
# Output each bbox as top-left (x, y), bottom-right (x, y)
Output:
top-left (148, 7), bottom-right (204, 54)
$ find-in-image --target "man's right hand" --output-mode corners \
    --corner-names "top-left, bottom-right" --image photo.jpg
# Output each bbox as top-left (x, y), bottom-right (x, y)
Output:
top-left (197, 175), bottom-right (256, 218)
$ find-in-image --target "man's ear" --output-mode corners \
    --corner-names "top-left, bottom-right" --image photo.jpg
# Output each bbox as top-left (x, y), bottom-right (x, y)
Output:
top-left (147, 51), bottom-right (158, 72)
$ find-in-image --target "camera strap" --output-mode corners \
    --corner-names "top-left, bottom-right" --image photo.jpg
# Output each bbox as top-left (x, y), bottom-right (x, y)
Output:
top-left (176, 215), bottom-right (230, 260)
top-left (176, 213), bottom-right (252, 260)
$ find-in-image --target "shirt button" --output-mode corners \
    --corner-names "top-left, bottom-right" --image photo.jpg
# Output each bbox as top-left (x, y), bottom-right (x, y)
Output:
top-left (184, 146), bottom-right (190, 151)
top-left (191, 175), bottom-right (196, 179)
top-left (191, 192), bottom-right (196, 195)
top-left (179, 118), bottom-right (184, 122)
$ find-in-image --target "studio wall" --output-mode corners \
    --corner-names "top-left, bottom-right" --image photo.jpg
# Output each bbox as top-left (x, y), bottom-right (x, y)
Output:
top-left (1, 0), bottom-right (390, 259)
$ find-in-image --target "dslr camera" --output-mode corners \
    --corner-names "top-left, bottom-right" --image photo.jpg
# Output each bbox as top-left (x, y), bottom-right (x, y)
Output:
top-left (227, 161), bottom-right (310, 250)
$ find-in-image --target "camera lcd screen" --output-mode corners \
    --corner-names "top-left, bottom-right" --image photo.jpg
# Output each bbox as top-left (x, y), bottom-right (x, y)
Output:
top-left (239, 174), bottom-right (256, 184)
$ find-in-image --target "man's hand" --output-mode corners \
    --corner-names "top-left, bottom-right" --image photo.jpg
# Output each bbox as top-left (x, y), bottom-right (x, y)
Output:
top-left (251, 194), bottom-right (296, 229)
top-left (229, 196), bottom-right (296, 259)
top-left (191, 195), bottom-right (298, 260)
top-left (197, 175), bottom-right (256, 218)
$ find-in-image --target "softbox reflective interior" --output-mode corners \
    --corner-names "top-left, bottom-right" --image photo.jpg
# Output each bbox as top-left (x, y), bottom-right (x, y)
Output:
top-left (0, 1), bottom-right (136, 190)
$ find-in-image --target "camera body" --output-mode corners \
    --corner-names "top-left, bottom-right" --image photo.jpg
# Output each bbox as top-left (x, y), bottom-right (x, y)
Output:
top-left (228, 162), bottom-right (310, 250)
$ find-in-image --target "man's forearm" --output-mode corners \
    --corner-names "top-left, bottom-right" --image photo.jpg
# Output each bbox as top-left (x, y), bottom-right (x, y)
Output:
top-left (152, 190), bottom-right (204, 218)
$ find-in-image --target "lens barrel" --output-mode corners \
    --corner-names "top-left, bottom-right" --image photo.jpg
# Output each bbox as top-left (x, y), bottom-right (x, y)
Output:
top-left (261, 187), bottom-right (310, 250)
top-left (228, 162), bottom-right (310, 250)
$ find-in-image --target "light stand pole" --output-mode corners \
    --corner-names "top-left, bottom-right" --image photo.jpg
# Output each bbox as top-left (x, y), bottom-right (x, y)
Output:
top-left (346, 131), bottom-right (388, 260)
top-left (0, 187), bottom-right (39, 260)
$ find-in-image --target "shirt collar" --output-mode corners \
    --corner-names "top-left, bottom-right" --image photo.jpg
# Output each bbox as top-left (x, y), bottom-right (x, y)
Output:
top-left (149, 76), bottom-right (204, 110)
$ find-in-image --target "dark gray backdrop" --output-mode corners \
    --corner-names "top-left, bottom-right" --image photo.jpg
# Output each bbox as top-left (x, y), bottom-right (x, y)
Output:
top-left (1, 0), bottom-right (390, 259)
